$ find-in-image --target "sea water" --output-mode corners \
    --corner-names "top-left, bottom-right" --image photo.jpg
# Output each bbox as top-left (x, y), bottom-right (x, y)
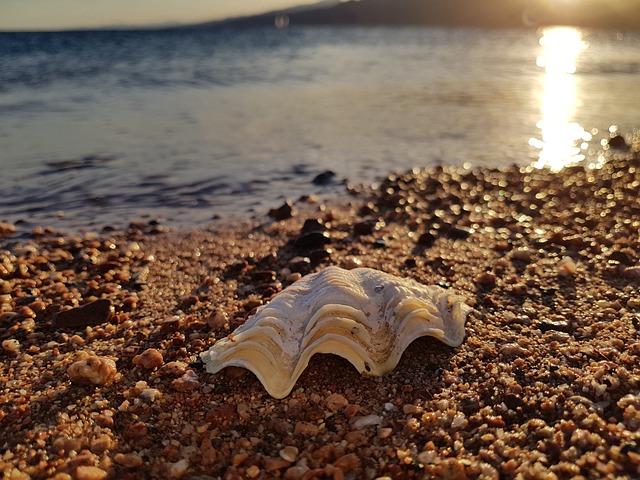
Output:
top-left (1, 26), bottom-right (639, 229)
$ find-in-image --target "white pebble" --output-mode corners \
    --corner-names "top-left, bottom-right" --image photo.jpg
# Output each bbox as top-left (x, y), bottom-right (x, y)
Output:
top-left (2, 339), bottom-right (20, 352)
top-left (169, 459), bottom-right (190, 478)
top-left (350, 414), bottom-right (382, 429)
top-left (279, 445), bottom-right (298, 462)
top-left (557, 256), bottom-right (577, 276)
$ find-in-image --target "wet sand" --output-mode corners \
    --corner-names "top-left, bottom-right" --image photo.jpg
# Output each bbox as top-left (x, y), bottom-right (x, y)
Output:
top-left (1, 137), bottom-right (640, 479)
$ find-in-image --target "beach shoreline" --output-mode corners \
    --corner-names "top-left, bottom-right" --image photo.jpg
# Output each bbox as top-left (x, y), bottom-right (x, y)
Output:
top-left (1, 138), bottom-right (640, 479)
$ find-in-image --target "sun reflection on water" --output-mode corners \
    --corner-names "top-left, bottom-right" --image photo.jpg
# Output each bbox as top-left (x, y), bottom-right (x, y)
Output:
top-left (530, 27), bottom-right (591, 171)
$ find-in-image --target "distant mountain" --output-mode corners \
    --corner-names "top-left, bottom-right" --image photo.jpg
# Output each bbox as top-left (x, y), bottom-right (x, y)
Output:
top-left (192, 0), bottom-right (640, 31)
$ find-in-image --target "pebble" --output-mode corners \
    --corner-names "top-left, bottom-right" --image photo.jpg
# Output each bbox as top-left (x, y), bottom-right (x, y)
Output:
top-left (132, 348), bottom-right (164, 369)
top-left (294, 421), bottom-right (320, 436)
top-left (139, 388), bottom-right (162, 403)
top-left (350, 414), bottom-right (382, 430)
top-left (90, 436), bottom-right (112, 454)
top-left (334, 453), bottom-right (361, 471)
top-left (264, 457), bottom-right (292, 472)
top-left (279, 446), bottom-right (299, 462)
top-left (2, 339), bottom-right (20, 353)
top-left (325, 393), bottom-right (349, 411)
top-left (75, 466), bottom-right (107, 480)
top-left (312, 170), bottom-right (336, 185)
top-left (295, 232), bottom-right (331, 249)
top-left (0, 222), bottom-right (16, 236)
top-left (301, 218), bottom-right (326, 233)
top-left (169, 459), bottom-right (190, 478)
top-left (623, 266), bottom-right (640, 281)
top-left (53, 299), bottom-right (113, 328)
top-left (475, 272), bottom-right (496, 288)
top-left (67, 355), bottom-right (117, 385)
top-left (171, 370), bottom-right (200, 392)
top-left (206, 310), bottom-right (229, 328)
top-left (161, 316), bottom-right (183, 333)
top-left (557, 256), bottom-right (577, 276)
top-left (268, 201), bottom-right (295, 220)
top-left (161, 361), bottom-right (188, 377)
top-left (114, 453), bottom-right (144, 468)
top-left (246, 465), bottom-right (261, 478)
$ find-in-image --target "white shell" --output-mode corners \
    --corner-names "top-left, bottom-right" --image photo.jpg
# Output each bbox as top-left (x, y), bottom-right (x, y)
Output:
top-left (201, 266), bottom-right (472, 398)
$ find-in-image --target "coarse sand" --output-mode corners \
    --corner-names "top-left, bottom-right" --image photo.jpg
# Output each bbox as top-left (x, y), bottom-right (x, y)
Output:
top-left (1, 140), bottom-right (640, 479)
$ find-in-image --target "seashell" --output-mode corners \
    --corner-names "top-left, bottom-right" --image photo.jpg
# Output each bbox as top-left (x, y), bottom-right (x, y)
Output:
top-left (201, 266), bottom-right (472, 398)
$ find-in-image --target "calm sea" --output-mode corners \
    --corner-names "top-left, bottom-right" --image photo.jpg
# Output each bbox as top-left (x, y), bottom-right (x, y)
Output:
top-left (1, 26), bottom-right (639, 230)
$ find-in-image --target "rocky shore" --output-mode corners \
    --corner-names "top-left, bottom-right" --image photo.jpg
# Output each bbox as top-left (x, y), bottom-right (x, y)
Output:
top-left (1, 136), bottom-right (640, 479)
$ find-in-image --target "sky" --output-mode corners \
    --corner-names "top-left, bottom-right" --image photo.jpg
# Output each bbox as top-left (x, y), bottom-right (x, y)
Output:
top-left (0, 0), bottom-right (324, 31)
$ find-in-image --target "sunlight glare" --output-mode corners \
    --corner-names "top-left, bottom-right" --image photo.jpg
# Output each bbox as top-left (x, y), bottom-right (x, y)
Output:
top-left (531, 27), bottom-right (590, 171)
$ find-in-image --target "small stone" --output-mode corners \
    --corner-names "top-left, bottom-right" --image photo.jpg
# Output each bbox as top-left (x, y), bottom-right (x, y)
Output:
top-left (295, 232), bottom-right (331, 249)
top-left (608, 134), bottom-right (628, 150)
top-left (139, 388), bottom-right (162, 403)
top-left (171, 370), bottom-right (200, 392)
top-left (246, 465), bottom-right (261, 478)
top-left (269, 201), bottom-right (295, 220)
top-left (312, 170), bottom-right (336, 185)
top-left (161, 361), bottom-right (188, 377)
top-left (350, 415), bottom-right (382, 430)
top-left (446, 225), bottom-right (475, 239)
top-left (325, 393), bottom-right (349, 411)
top-left (301, 218), bottom-right (326, 233)
top-left (114, 453), bottom-right (143, 468)
top-left (75, 466), bottom-right (107, 480)
top-left (475, 272), bottom-right (496, 288)
top-left (284, 465), bottom-right (309, 480)
top-left (417, 231), bottom-right (437, 247)
top-left (169, 459), bottom-right (190, 478)
top-left (279, 446), bottom-right (299, 462)
top-left (132, 348), bottom-right (163, 369)
top-left (264, 457), bottom-right (291, 472)
top-left (161, 317), bottom-right (182, 333)
top-left (90, 436), bottom-right (112, 454)
top-left (436, 457), bottom-right (467, 479)
top-left (124, 422), bottom-right (148, 440)
top-left (334, 453), bottom-right (360, 471)
top-left (557, 256), bottom-right (577, 276)
top-left (2, 339), bottom-right (20, 353)
top-left (206, 310), bottom-right (229, 329)
top-left (294, 421), bottom-right (320, 436)
top-left (354, 219), bottom-right (384, 236)
top-left (510, 248), bottom-right (532, 262)
top-left (53, 299), bottom-right (113, 328)
top-left (0, 222), bottom-right (16, 236)
top-left (67, 355), bottom-right (117, 386)
top-left (378, 427), bottom-right (393, 439)
top-left (623, 266), bottom-right (640, 281)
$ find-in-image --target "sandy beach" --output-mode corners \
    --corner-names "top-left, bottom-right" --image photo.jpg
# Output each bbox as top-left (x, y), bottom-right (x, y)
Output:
top-left (1, 134), bottom-right (640, 479)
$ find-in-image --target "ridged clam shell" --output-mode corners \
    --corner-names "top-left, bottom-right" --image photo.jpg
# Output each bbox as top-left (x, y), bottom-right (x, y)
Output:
top-left (201, 266), bottom-right (472, 398)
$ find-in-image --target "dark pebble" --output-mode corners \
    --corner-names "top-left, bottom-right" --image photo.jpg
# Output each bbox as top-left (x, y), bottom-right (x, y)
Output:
top-left (295, 232), bottom-right (331, 249)
top-left (373, 238), bottom-right (387, 249)
top-left (417, 231), bottom-right (437, 246)
top-left (52, 299), bottom-right (113, 328)
top-left (301, 219), bottom-right (326, 234)
top-left (268, 201), bottom-right (294, 220)
top-left (446, 225), bottom-right (475, 239)
top-left (538, 319), bottom-right (572, 333)
top-left (504, 393), bottom-right (522, 410)
top-left (608, 134), bottom-right (629, 150)
top-left (16, 295), bottom-right (38, 306)
top-left (309, 249), bottom-right (332, 265)
top-left (252, 270), bottom-right (277, 282)
top-left (312, 170), bottom-right (336, 186)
